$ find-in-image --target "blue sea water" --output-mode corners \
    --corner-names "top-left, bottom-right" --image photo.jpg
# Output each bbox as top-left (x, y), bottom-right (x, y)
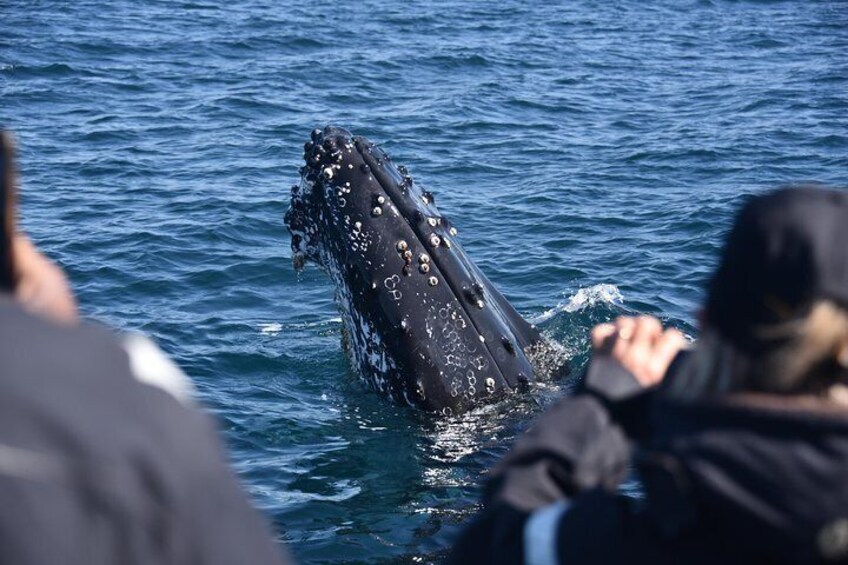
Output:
top-left (2, 0), bottom-right (847, 562)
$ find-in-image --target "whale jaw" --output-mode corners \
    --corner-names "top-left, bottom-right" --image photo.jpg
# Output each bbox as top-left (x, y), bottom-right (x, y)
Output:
top-left (285, 126), bottom-right (568, 413)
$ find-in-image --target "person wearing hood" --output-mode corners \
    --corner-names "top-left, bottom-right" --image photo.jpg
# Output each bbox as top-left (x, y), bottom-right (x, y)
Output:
top-left (448, 186), bottom-right (848, 564)
top-left (0, 130), bottom-right (291, 564)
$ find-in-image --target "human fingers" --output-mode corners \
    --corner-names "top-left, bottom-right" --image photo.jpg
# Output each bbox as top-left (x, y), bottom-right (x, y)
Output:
top-left (613, 316), bottom-right (637, 340)
top-left (611, 317), bottom-right (639, 359)
top-left (630, 316), bottom-right (663, 347)
top-left (645, 328), bottom-right (686, 386)
top-left (614, 317), bottom-right (663, 382)
top-left (591, 323), bottom-right (617, 352)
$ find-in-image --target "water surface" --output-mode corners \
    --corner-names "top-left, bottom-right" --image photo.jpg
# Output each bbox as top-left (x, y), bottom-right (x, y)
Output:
top-left (3, 1), bottom-right (846, 562)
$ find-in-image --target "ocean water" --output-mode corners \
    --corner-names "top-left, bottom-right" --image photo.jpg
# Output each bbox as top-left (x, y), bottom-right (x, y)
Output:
top-left (2, 0), bottom-right (847, 562)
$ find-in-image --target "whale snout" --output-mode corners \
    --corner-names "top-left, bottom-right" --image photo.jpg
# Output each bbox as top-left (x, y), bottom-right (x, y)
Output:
top-left (301, 126), bottom-right (358, 186)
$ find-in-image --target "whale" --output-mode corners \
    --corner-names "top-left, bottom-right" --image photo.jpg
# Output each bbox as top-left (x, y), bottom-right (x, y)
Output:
top-left (285, 126), bottom-right (568, 414)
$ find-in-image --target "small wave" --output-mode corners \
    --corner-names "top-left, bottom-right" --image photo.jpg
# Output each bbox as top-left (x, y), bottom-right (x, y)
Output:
top-left (532, 284), bottom-right (623, 324)
top-left (258, 317), bottom-right (342, 335)
top-left (259, 323), bottom-right (283, 335)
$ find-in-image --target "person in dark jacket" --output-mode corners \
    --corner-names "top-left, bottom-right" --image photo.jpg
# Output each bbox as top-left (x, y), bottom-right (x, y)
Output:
top-left (449, 186), bottom-right (848, 564)
top-left (1, 131), bottom-right (291, 564)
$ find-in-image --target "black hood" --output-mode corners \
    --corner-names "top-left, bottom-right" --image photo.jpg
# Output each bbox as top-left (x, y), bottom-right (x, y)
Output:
top-left (641, 396), bottom-right (848, 563)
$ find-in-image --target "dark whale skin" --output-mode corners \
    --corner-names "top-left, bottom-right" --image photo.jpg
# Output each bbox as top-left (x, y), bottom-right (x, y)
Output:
top-left (286, 126), bottom-right (567, 414)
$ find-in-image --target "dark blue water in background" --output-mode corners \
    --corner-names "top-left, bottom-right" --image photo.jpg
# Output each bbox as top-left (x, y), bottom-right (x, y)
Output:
top-left (3, 1), bottom-right (847, 562)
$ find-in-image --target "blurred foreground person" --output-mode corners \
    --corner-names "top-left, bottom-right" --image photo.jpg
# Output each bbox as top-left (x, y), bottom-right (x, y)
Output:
top-left (449, 186), bottom-right (848, 564)
top-left (0, 131), bottom-right (290, 564)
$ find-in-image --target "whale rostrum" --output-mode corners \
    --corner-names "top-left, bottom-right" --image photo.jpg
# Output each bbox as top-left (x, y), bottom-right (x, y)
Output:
top-left (285, 126), bottom-right (569, 414)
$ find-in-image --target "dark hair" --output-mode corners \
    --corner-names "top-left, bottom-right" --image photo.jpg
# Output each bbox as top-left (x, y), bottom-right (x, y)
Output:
top-left (667, 301), bottom-right (848, 401)
top-left (1, 131), bottom-right (15, 292)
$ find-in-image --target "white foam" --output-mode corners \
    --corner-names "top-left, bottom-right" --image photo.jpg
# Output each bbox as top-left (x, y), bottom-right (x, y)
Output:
top-left (532, 284), bottom-right (623, 323)
top-left (259, 323), bottom-right (283, 335)
top-left (258, 318), bottom-right (342, 335)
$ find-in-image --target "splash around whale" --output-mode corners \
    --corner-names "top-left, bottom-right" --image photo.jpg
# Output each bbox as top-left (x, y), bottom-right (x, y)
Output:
top-left (285, 126), bottom-right (569, 414)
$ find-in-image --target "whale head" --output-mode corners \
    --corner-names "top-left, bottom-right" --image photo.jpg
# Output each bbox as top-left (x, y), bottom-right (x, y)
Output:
top-left (285, 126), bottom-right (568, 414)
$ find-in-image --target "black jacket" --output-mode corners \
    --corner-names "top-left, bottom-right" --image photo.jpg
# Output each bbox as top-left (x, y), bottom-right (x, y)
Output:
top-left (448, 357), bottom-right (848, 564)
top-left (0, 298), bottom-right (290, 564)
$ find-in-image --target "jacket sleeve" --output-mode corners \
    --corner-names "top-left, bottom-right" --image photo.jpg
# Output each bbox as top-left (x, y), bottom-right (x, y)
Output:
top-left (447, 357), bottom-right (644, 565)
